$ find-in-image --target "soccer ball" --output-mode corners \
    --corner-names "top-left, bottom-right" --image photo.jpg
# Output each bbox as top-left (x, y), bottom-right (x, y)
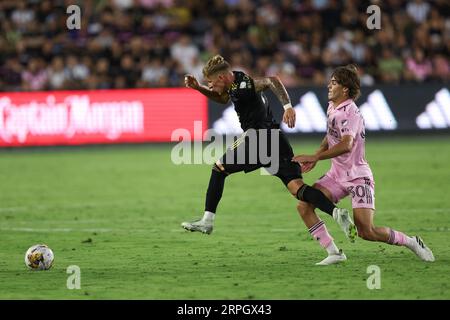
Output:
top-left (25, 244), bottom-right (54, 270)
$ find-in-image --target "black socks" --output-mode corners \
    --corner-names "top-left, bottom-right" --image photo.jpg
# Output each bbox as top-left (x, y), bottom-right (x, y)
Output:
top-left (296, 184), bottom-right (335, 216)
top-left (205, 169), bottom-right (227, 213)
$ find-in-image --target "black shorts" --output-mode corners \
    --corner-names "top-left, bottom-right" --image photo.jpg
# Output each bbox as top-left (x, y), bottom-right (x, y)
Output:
top-left (218, 129), bottom-right (302, 185)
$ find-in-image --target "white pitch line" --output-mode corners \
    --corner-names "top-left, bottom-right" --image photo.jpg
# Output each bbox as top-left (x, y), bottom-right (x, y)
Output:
top-left (0, 201), bottom-right (145, 213)
top-left (0, 227), bottom-right (182, 233)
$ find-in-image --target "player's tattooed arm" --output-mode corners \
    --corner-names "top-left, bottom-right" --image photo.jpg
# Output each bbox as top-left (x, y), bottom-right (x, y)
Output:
top-left (254, 76), bottom-right (295, 128)
top-left (254, 76), bottom-right (291, 106)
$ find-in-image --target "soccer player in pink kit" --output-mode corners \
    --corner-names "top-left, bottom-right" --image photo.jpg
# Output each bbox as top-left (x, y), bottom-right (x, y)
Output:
top-left (293, 65), bottom-right (435, 265)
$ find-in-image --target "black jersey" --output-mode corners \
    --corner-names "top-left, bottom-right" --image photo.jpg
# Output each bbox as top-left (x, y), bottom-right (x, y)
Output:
top-left (227, 71), bottom-right (278, 131)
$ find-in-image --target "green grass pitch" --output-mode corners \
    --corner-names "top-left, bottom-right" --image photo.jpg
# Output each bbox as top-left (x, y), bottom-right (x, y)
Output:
top-left (0, 136), bottom-right (449, 299)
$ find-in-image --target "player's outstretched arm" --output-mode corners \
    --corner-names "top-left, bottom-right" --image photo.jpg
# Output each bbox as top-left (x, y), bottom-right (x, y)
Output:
top-left (293, 135), bottom-right (353, 167)
top-left (295, 136), bottom-right (329, 173)
top-left (184, 74), bottom-right (230, 104)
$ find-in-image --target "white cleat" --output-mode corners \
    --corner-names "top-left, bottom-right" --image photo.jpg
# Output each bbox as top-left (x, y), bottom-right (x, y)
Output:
top-left (333, 208), bottom-right (357, 243)
top-left (409, 236), bottom-right (435, 262)
top-left (315, 250), bottom-right (347, 266)
top-left (181, 219), bottom-right (213, 235)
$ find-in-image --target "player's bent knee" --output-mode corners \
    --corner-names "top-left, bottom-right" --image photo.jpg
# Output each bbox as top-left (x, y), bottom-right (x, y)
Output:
top-left (296, 201), bottom-right (313, 217)
top-left (287, 179), bottom-right (304, 197)
top-left (297, 200), bottom-right (310, 210)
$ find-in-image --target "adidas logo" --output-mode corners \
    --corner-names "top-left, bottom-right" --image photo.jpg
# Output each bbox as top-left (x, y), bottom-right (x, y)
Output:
top-left (281, 91), bottom-right (327, 133)
top-left (282, 90), bottom-right (397, 132)
top-left (359, 90), bottom-right (397, 130)
top-left (214, 90), bottom-right (398, 134)
top-left (416, 88), bottom-right (450, 129)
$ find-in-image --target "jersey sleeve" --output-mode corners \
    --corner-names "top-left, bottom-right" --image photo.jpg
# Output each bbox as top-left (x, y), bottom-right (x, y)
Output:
top-left (337, 108), bottom-right (360, 138)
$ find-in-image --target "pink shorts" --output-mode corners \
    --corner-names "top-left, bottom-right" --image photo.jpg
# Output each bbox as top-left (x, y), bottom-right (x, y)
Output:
top-left (315, 175), bottom-right (375, 209)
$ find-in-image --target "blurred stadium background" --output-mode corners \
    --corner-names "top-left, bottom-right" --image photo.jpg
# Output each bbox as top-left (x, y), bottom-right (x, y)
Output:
top-left (0, 0), bottom-right (449, 300)
top-left (0, 0), bottom-right (449, 146)
top-left (1, 0), bottom-right (449, 90)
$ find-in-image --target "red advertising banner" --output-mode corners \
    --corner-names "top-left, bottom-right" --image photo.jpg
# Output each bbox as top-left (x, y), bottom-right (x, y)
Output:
top-left (0, 88), bottom-right (207, 146)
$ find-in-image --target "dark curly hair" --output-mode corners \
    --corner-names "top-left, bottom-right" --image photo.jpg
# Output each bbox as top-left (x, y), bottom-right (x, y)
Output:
top-left (331, 64), bottom-right (361, 101)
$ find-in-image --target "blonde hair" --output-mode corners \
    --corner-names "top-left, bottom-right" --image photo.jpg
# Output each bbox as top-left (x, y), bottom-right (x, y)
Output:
top-left (202, 55), bottom-right (230, 78)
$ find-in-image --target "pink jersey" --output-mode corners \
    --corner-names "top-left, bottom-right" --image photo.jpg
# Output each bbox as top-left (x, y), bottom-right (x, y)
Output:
top-left (326, 99), bottom-right (373, 182)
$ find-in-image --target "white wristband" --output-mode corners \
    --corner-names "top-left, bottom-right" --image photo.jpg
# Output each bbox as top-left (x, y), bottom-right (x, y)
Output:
top-left (283, 103), bottom-right (293, 111)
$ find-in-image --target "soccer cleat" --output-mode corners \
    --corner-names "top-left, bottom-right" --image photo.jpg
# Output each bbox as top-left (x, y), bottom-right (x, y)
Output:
top-left (181, 219), bottom-right (213, 235)
top-left (333, 208), bottom-right (357, 243)
top-left (315, 250), bottom-right (347, 266)
top-left (409, 236), bottom-right (435, 262)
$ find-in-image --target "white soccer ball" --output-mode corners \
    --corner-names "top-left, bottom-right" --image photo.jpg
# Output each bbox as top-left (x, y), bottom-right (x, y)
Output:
top-left (25, 244), bottom-right (54, 270)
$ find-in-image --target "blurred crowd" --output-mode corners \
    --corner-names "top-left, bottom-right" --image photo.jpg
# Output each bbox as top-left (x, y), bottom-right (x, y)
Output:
top-left (0, 0), bottom-right (449, 91)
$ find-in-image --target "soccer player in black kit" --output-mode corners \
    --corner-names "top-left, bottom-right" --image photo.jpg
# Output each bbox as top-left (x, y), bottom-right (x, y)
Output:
top-left (182, 55), bottom-right (356, 245)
